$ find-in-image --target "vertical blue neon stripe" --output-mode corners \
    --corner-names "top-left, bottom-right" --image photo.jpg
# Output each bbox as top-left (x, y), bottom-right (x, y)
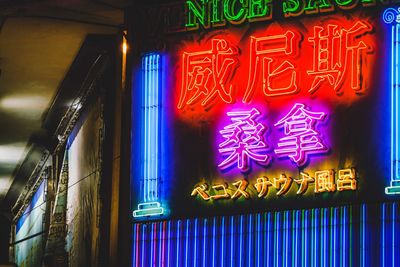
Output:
top-left (155, 54), bottom-right (159, 200)
top-left (158, 222), bottom-right (162, 267)
top-left (314, 209), bottom-right (318, 267)
top-left (362, 204), bottom-right (366, 267)
top-left (132, 225), bottom-right (136, 267)
top-left (383, 203), bottom-right (386, 267)
top-left (333, 208), bottom-right (336, 267)
top-left (185, 220), bottom-right (189, 267)
top-left (302, 210), bottom-right (305, 267)
top-left (294, 211), bottom-right (298, 267)
top-left (323, 208), bottom-right (327, 267)
top-left (150, 223), bottom-right (154, 266)
top-left (141, 225), bottom-right (145, 267)
top-left (311, 209), bottom-right (314, 267)
top-left (212, 217), bottom-right (216, 267)
top-left (221, 216), bottom-right (225, 267)
top-left (274, 212), bottom-right (277, 267)
top-left (230, 216), bottom-right (234, 267)
top-left (284, 211), bottom-right (288, 267)
top-left (176, 221), bottom-right (180, 267)
top-left (151, 54), bottom-right (156, 201)
top-left (194, 219), bottom-right (198, 267)
top-left (257, 214), bottom-right (261, 267)
top-left (344, 207), bottom-right (347, 267)
top-left (248, 215), bottom-right (252, 267)
top-left (148, 54), bottom-right (153, 201)
top-left (396, 23), bottom-right (399, 182)
top-left (391, 21), bottom-right (395, 184)
top-left (341, 207), bottom-right (344, 267)
top-left (147, 54), bottom-right (152, 201)
top-left (393, 202), bottom-right (396, 267)
top-left (143, 56), bottom-right (148, 202)
top-left (167, 221), bottom-right (171, 267)
top-left (239, 215), bottom-right (243, 267)
top-left (306, 210), bottom-right (309, 267)
top-left (267, 213), bottom-right (270, 267)
top-left (203, 219), bottom-right (207, 267)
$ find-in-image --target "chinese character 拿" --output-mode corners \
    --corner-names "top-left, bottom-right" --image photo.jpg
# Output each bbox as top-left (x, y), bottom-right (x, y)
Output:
top-left (274, 103), bottom-right (328, 167)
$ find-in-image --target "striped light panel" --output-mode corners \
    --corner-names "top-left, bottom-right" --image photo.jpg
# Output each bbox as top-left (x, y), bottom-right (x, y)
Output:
top-left (133, 202), bottom-right (399, 266)
top-left (133, 53), bottom-right (164, 218)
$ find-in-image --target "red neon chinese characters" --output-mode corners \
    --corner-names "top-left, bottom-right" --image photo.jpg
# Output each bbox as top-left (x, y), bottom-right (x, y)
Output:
top-left (177, 39), bottom-right (239, 109)
top-left (243, 31), bottom-right (300, 103)
top-left (218, 108), bottom-right (270, 172)
top-left (307, 21), bottom-right (373, 94)
top-left (274, 103), bottom-right (328, 167)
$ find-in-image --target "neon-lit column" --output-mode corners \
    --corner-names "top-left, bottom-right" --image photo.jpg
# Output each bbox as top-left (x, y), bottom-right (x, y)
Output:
top-left (384, 8), bottom-right (400, 194)
top-left (133, 53), bottom-right (164, 217)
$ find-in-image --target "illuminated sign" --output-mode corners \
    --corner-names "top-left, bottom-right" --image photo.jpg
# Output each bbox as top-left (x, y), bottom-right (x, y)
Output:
top-left (191, 167), bottom-right (357, 201)
top-left (178, 21), bottom-right (373, 110)
top-left (133, 53), bottom-right (164, 218)
top-left (383, 7), bottom-right (400, 194)
top-left (131, 5), bottom-right (400, 220)
top-left (185, 0), bottom-right (399, 30)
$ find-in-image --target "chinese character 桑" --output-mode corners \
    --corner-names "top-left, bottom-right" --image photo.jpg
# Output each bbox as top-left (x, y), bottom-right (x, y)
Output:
top-left (218, 108), bottom-right (270, 172)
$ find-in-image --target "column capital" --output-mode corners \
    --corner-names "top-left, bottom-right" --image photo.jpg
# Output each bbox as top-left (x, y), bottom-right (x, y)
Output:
top-left (383, 7), bottom-right (400, 25)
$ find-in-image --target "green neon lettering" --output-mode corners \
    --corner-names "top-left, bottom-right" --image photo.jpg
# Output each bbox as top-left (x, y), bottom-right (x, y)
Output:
top-left (283, 0), bottom-right (301, 15)
top-left (247, 0), bottom-right (272, 19)
top-left (211, 0), bottom-right (224, 24)
top-left (224, 0), bottom-right (247, 22)
top-left (304, 0), bottom-right (333, 11)
top-left (361, 0), bottom-right (391, 4)
top-left (186, 0), bottom-right (209, 28)
top-left (335, 0), bottom-right (354, 6)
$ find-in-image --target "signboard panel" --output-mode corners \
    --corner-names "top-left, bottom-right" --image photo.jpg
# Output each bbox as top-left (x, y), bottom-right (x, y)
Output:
top-left (131, 2), bottom-right (400, 220)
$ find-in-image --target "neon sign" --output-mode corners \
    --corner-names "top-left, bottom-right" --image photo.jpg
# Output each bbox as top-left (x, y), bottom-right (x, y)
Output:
top-left (177, 21), bottom-right (374, 110)
top-left (217, 104), bottom-right (328, 170)
top-left (191, 167), bottom-right (357, 201)
top-left (384, 7), bottom-right (400, 195)
top-left (185, 0), bottom-right (395, 30)
top-left (133, 53), bottom-right (164, 218)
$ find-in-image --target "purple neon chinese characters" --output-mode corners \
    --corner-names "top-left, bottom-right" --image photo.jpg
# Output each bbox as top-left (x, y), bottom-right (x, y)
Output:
top-left (218, 108), bottom-right (270, 172)
top-left (274, 103), bottom-right (328, 167)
